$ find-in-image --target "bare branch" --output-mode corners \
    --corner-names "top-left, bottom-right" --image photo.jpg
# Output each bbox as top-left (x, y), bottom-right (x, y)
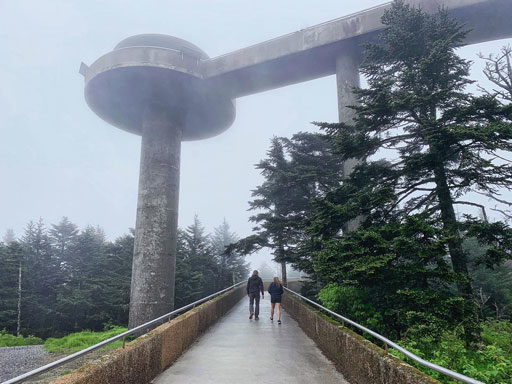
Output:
top-left (453, 201), bottom-right (488, 222)
top-left (480, 46), bottom-right (512, 102)
top-left (490, 207), bottom-right (512, 221)
top-left (403, 191), bottom-right (438, 216)
top-left (476, 191), bottom-right (512, 207)
top-left (378, 134), bottom-right (416, 146)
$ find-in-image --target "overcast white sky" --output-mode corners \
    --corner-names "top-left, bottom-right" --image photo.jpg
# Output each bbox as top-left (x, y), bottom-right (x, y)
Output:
top-left (1, 0), bottom-right (511, 269)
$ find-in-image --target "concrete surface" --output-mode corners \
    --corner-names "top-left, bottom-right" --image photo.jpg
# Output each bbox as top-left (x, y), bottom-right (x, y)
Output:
top-left (152, 296), bottom-right (350, 384)
top-left (335, 48), bottom-right (361, 180)
top-left (83, 34), bottom-right (236, 139)
top-left (128, 106), bottom-right (182, 328)
top-left (336, 50), bottom-right (364, 233)
top-left (282, 294), bottom-right (441, 384)
top-left (53, 286), bottom-right (246, 384)
top-left (203, 0), bottom-right (512, 97)
top-left (83, 1), bottom-right (512, 101)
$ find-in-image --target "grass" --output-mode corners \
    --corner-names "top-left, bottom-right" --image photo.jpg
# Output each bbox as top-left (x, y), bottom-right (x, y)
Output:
top-left (0, 329), bottom-right (43, 347)
top-left (43, 326), bottom-right (128, 353)
top-left (1, 326), bottom-right (129, 353)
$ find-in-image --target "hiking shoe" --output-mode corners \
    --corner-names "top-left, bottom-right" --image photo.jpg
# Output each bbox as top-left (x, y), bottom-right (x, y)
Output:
top-left (278, 320), bottom-right (282, 325)
top-left (249, 313), bottom-right (254, 319)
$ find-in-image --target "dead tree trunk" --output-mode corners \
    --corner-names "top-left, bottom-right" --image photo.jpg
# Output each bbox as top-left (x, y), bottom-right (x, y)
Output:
top-left (16, 260), bottom-right (22, 337)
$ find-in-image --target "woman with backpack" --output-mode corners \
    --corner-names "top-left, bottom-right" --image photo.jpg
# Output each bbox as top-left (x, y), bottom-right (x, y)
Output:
top-left (268, 276), bottom-right (284, 324)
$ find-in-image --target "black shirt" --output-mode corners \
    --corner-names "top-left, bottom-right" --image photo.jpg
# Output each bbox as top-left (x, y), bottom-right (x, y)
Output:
top-left (246, 275), bottom-right (264, 294)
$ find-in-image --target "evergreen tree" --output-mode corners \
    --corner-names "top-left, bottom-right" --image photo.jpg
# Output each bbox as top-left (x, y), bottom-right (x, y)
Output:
top-left (0, 241), bottom-right (23, 334)
top-left (212, 219), bottom-right (249, 287)
top-left (257, 262), bottom-right (275, 281)
top-left (282, 132), bottom-right (344, 276)
top-left (3, 228), bottom-right (16, 244)
top-left (314, 211), bottom-right (465, 340)
top-left (103, 231), bottom-right (134, 326)
top-left (249, 137), bottom-right (293, 284)
top-left (182, 216), bottom-right (217, 299)
top-left (464, 237), bottom-right (512, 320)
top-left (314, 0), bottom-right (512, 344)
top-left (80, 227), bottom-right (133, 329)
top-left (478, 45), bottom-right (512, 221)
top-left (175, 229), bottom-right (203, 307)
top-left (50, 216), bottom-right (78, 277)
top-left (233, 133), bottom-right (343, 285)
top-left (21, 219), bottom-right (60, 337)
top-left (58, 225), bottom-right (107, 332)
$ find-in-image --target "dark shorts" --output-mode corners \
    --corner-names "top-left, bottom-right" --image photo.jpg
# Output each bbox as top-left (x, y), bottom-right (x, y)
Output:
top-left (271, 297), bottom-right (281, 304)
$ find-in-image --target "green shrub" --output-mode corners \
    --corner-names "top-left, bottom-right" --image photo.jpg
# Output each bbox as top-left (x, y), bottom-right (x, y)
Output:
top-left (43, 326), bottom-right (127, 353)
top-left (482, 321), bottom-right (512, 354)
top-left (0, 329), bottom-right (43, 347)
top-left (317, 283), bottom-right (383, 332)
top-left (392, 320), bottom-right (512, 384)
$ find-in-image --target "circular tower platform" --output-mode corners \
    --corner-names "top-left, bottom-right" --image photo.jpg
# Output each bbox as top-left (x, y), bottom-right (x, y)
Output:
top-left (83, 34), bottom-right (235, 140)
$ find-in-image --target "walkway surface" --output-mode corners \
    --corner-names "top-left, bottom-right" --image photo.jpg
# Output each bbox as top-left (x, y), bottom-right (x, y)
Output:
top-left (152, 295), bottom-right (349, 384)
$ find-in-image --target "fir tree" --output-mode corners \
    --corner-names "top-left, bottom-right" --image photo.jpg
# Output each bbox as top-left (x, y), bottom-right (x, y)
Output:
top-left (211, 219), bottom-right (248, 287)
top-left (183, 216), bottom-right (217, 298)
top-left (175, 228), bottom-right (204, 307)
top-left (21, 219), bottom-right (60, 337)
top-left (314, 0), bottom-right (512, 344)
top-left (0, 241), bottom-right (23, 334)
top-left (3, 229), bottom-right (16, 244)
top-left (233, 133), bottom-right (343, 284)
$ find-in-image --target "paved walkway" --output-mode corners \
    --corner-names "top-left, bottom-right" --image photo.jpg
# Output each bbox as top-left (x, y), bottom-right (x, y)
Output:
top-left (152, 295), bottom-right (349, 384)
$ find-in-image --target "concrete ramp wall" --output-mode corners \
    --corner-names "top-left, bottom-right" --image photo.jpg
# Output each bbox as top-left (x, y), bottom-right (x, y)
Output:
top-left (53, 285), bottom-right (246, 384)
top-left (282, 293), bottom-right (441, 384)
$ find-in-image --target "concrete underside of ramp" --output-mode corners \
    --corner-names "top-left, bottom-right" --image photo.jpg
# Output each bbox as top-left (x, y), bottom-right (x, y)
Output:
top-left (152, 296), bottom-right (349, 384)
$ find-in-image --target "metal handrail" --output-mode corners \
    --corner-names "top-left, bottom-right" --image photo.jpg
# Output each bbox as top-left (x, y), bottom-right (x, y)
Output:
top-left (3, 281), bottom-right (244, 384)
top-left (284, 287), bottom-right (484, 384)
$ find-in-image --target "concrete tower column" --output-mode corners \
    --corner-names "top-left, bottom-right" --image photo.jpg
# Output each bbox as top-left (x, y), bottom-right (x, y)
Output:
top-left (128, 106), bottom-right (182, 328)
top-left (336, 49), bottom-right (363, 233)
top-left (336, 50), bottom-right (361, 177)
top-left (82, 35), bottom-right (235, 330)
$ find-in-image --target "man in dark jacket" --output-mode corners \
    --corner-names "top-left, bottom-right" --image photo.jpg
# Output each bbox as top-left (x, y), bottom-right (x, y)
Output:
top-left (246, 270), bottom-right (264, 319)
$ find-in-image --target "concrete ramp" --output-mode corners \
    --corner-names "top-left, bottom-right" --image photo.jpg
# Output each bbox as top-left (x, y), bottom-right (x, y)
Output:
top-left (152, 296), bottom-right (349, 384)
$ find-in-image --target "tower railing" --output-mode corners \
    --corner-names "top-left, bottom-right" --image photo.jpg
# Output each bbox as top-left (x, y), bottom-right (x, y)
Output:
top-left (3, 281), bottom-right (244, 384)
top-left (284, 286), bottom-right (484, 384)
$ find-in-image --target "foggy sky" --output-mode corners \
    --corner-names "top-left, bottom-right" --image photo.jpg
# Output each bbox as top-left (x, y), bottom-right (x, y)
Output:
top-left (1, 0), bottom-right (511, 269)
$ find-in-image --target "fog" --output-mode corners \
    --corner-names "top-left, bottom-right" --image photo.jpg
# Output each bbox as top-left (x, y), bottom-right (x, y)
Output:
top-left (1, 0), bottom-right (511, 270)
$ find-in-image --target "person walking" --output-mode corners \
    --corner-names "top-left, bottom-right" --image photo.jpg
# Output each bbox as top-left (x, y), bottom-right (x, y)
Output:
top-left (246, 270), bottom-right (264, 320)
top-left (268, 276), bottom-right (284, 324)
